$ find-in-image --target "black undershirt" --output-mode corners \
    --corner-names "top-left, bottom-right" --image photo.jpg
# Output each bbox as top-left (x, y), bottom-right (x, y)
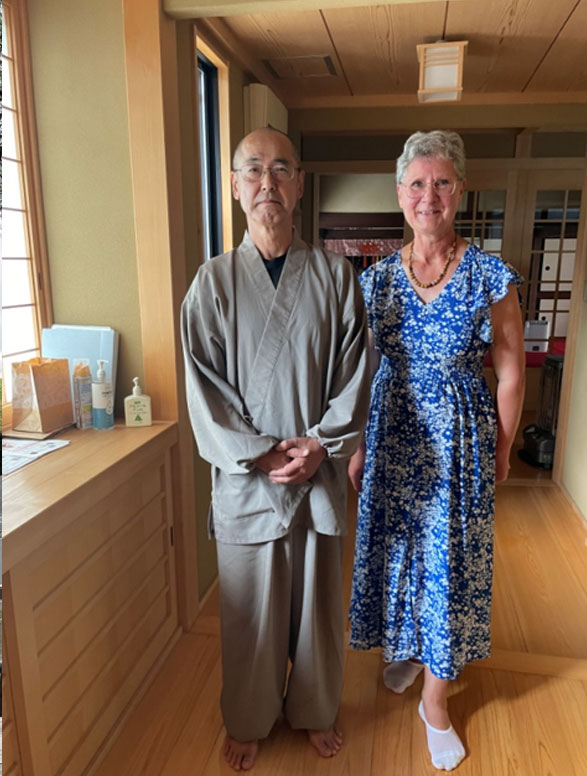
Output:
top-left (263, 253), bottom-right (287, 288)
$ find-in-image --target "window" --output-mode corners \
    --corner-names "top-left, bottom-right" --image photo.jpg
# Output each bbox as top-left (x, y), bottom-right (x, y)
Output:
top-left (1, 0), bottom-right (52, 416)
top-left (197, 50), bottom-right (223, 260)
top-left (195, 34), bottom-right (232, 260)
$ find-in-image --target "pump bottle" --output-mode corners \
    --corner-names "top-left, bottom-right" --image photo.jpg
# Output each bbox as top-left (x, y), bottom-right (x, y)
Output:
top-left (92, 359), bottom-right (114, 429)
top-left (124, 377), bottom-right (152, 427)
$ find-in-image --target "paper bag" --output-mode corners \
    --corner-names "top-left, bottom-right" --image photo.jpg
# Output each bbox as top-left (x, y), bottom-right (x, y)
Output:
top-left (12, 357), bottom-right (74, 433)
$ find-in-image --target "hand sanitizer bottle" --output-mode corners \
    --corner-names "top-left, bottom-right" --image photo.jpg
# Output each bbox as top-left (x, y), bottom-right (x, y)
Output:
top-left (124, 377), bottom-right (152, 427)
top-left (92, 359), bottom-right (115, 429)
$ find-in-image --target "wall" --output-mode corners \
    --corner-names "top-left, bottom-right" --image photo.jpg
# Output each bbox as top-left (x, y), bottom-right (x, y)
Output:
top-left (321, 173), bottom-right (399, 212)
top-left (562, 290), bottom-right (587, 519)
top-left (28, 0), bottom-right (142, 409)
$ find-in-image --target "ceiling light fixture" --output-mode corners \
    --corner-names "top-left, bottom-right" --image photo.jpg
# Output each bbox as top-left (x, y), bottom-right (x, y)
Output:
top-left (417, 40), bottom-right (468, 103)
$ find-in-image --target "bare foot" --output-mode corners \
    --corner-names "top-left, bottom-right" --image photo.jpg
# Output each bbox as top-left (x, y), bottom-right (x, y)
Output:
top-left (222, 735), bottom-right (258, 771)
top-left (307, 726), bottom-right (343, 757)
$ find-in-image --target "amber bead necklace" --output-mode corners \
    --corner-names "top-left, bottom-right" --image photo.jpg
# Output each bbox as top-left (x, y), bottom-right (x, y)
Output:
top-left (407, 237), bottom-right (457, 289)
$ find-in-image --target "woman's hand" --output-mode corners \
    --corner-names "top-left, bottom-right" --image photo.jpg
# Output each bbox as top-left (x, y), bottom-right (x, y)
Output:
top-left (348, 447), bottom-right (366, 492)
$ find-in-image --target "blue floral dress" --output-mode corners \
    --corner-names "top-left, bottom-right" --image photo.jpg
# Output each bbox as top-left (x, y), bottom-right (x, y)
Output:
top-left (349, 244), bottom-right (523, 679)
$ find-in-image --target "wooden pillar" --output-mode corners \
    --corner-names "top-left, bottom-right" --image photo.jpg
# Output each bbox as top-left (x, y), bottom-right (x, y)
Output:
top-left (122, 0), bottom-right (200, 626)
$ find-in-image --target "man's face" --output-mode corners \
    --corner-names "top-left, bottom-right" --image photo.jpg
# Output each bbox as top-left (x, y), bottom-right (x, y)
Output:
top-left (231, 130), bottom-right (305, 230)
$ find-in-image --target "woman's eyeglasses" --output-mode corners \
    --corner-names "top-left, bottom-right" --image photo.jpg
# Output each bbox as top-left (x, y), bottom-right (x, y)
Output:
top-left (402, 179), bottom-right (459, 199)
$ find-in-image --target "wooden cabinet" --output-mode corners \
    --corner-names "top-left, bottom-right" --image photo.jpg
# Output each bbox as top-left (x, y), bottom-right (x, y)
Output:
top-left (2, 423), bottom-right (182, 776)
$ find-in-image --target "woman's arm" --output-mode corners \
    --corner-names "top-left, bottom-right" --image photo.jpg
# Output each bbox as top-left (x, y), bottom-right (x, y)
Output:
top-left (491, 286), bottom-right (526, 482)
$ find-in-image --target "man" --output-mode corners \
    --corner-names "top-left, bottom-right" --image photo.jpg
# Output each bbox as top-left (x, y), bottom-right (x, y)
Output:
top-left (181, 127), bottom-right (369, 771)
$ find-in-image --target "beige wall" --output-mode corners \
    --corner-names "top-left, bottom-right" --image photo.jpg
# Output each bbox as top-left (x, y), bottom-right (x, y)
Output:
top-left (562, 295), bottom-right (587, 519)
top-left (28, 0), bottom-right (142, 408)
top-left (320, 173), bottom-right (399, 212)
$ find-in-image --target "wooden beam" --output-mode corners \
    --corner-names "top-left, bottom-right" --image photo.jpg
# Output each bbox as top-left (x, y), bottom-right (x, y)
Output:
top-left (287, 91), bottom-right (587, 110)
top-left (165, 0), bottom-right (448, 20)
top-left (122, 0), bottom-right (200, 628)
top-left (290, 103), bottom-right (587, 134)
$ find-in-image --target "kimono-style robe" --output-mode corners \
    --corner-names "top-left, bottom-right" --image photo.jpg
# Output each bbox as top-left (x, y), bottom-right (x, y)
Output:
top-left (181, 231), bottom-right (370, 545)
top-left (181, 231), bottom-right (369, 740)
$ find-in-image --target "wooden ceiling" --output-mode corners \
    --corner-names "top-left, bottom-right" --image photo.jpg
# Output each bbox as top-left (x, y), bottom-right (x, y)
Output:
top-left (172, 0), bottom-right (587, 109)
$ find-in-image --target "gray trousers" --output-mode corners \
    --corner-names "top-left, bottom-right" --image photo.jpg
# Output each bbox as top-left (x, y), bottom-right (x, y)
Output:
top-left (216, 526), bottom-right (345, 742)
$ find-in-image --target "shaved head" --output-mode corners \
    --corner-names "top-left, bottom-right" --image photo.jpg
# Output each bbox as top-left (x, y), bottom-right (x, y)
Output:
top-left (232, 127), bottom-right (301, 170)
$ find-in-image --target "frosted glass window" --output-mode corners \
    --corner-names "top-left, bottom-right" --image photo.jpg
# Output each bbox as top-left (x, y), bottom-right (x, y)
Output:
top-left (2, 56), bottom-right (14, 108)
top-left (540, 255), bottom-right (559, 281)
top-left (560, 254), bottom-right (575, 281)
top-left (2, 305), bottom-right (37, 355)
top-left (554, 313), bottom-right (569, 337)
top-left (2, 2), bottom-right (51, 407)
top-left (3, 108), bottom-right (18, 158)
top-left (2, 259), bottom-right (34, 307)
top-left (2, 209), bottom-right (28, 257)
top-left (2, 12), bottom-right (9, 55)
top-left (2, 158), bottom-right (24, 209)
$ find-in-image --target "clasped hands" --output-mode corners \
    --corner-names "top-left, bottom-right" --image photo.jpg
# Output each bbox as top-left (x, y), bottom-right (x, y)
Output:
top-left (255, 437), bottom-right (326, 485)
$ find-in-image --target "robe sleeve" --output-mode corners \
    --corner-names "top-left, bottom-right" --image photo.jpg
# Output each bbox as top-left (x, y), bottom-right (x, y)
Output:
top-left (305, 256), bottom-right (370, 459)
top-left (181, 267), bottom-right (278, 474)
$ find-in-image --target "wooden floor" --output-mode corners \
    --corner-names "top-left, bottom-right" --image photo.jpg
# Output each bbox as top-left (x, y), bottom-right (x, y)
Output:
top-left (95, 483), bottom-right (587, 776)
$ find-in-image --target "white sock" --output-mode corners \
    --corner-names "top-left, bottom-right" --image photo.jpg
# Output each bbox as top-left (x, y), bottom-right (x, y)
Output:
top-left (418, 700), bottom-right (465, 771)
top-left (382, 660), bottom-right (424, 693)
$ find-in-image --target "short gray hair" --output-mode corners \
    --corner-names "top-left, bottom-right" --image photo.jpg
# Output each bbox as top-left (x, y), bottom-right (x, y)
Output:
top-left (396, 130), bottom-right (466, 184)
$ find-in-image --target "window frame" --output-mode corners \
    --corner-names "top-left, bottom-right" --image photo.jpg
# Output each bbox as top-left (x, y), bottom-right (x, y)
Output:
top-left (195, 33), bottom-right (233, 256)
top-left (197, 49), bottom-right (223, 259)
top-left (2, 0), bottom-right (53, 427)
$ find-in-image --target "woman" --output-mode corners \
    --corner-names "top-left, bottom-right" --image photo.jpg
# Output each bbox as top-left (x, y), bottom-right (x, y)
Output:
top-left (348, 131), bottom-right (525, 771)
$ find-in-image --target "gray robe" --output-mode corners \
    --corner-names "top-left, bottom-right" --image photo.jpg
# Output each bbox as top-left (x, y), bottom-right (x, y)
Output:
top-left (181, 232), bottom-right (370, 544)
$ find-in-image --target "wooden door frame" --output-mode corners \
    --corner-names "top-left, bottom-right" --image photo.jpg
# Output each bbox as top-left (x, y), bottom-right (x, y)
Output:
top-left (122, 0), bottom-right (200, 628)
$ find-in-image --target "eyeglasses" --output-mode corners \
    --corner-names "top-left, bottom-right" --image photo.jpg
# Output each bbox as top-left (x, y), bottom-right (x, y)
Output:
top-left (234, 163), bottom-right (299, 183)
top-left (402, 178), bottom-right (459, 199)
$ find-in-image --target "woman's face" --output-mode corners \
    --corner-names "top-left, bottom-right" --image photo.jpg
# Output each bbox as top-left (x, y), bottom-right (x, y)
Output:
top-left (397, 156), bottom-right (465, 240)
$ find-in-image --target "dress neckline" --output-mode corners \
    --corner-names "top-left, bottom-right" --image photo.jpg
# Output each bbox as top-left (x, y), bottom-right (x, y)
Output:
top-left (398, 244), bottom-right (470, 307)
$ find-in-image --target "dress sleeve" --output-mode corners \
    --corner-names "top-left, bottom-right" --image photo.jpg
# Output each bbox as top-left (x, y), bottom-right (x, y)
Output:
top-left (485, 254), bottom-right (524, 305)
top-left (478, 252), bottom-right (524, 344)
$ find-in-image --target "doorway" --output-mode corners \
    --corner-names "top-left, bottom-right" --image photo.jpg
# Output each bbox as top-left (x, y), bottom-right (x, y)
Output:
top-left (312, 162), bottom-right (585, 483)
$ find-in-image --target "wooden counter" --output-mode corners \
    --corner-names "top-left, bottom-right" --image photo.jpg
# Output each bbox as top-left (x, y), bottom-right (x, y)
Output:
top-left (2, 422), bottom-right (182, 776)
